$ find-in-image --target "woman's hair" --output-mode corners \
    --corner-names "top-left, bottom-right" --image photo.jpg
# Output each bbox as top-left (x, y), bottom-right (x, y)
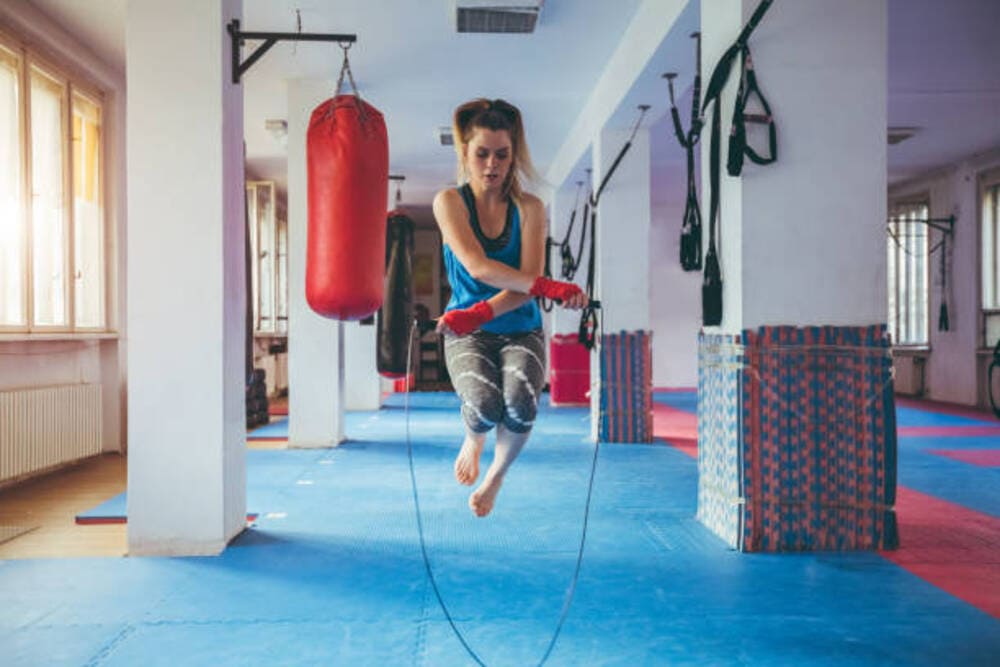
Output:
top-left (452, 98), bottom-right (540, 200)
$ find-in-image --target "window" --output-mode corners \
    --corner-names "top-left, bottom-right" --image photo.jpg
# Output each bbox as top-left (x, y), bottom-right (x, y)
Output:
top-left (0, 44), bottom-right (24, 327)
top-left (982, 171), bottom-right (1000, 347)
top-left (0, 35), bottom-right (107, 333)
top-left (246, 181), bottom-right (287, 335)
top-left (888, 201), bottom-right (929, 346)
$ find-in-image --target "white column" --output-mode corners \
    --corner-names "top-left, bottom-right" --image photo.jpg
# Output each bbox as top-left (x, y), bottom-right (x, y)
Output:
top-left (345, 320), bottom-right (380, 410)
top-left (590, 127), bottom-right (652, 438)
top-left (126, 0), bottom-right (245, 556)
top-left (701, 0), bottom-right (887, 332)
top-left (287, 79), bottom-right (345, 446)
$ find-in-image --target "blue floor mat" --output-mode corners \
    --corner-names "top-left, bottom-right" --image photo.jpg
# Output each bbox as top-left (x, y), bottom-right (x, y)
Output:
top-left (895, 406), bottom-right (995, 427)
top-left (4, 392), bottom-right (999, 666)
top-left (247, 416), bottom-right (289, 438)
top-left (75, 492), bottom-right (260, 523)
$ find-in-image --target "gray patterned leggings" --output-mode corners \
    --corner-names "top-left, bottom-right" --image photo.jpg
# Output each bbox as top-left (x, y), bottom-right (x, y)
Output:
top-left (443, 329), bottom-right (547, 434)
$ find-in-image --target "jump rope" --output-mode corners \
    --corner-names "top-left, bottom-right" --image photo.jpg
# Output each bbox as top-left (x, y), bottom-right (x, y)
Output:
top-left (403, 300), bottom-right (604, 667)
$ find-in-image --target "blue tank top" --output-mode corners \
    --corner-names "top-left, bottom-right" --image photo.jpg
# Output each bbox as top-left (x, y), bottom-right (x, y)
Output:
top-left (442, 185), bottom-right (542, 334)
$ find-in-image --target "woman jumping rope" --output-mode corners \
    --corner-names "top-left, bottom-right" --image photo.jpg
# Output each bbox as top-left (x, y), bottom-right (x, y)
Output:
top-left (434, 98), bottom-right (588, 517)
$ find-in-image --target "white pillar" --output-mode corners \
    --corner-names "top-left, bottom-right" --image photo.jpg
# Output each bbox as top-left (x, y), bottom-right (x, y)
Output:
top-left (287, 80), bottom-right (382, 431)
top-left (287, 79), bottom-right (345, 446)
top-left (590, 127), bottom-right (652, 438)
top-left (126, 0), bottom-right (245, 556)
top-left (345, 320), bottom-right (380, 410)
top-left (701, 0), bottom-right (887, 332)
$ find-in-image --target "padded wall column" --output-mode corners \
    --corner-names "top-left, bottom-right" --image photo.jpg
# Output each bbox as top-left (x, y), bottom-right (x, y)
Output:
top-left (696, 0), bottom-right (891, 551)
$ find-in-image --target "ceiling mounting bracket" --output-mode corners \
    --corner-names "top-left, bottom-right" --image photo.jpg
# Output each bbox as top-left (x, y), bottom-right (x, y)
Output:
top-left (227, 19), bottom-right (357, 84)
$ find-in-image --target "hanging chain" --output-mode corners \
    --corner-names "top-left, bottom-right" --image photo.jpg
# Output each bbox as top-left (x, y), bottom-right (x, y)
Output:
top-left (334, 41), bottom-right (367, 123)
top-left (335, 42), bottom-right (360, 97)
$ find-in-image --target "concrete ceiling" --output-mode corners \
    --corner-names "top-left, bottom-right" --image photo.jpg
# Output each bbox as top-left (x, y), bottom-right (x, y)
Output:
top-left (25, 0), bottom-right (1000, 204)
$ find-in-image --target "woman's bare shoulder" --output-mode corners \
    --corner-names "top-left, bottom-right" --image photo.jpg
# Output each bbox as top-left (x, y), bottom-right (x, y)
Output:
top-left (432, 188), bottom-right (466, 220)
top-left (517, 192), bottom-right (546, 225)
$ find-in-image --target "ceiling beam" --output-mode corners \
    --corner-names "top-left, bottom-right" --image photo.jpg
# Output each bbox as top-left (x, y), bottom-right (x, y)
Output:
top-left (545, 0), bottom-right (688, 191)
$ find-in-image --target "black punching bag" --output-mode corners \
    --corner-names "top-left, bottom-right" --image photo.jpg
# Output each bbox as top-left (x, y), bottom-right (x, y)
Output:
top-left (377, 211), bottom-right (415, 378)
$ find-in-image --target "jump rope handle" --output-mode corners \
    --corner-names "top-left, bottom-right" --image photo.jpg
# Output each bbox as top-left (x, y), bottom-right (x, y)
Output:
top-left (554, 299), bottom-right (601, 309)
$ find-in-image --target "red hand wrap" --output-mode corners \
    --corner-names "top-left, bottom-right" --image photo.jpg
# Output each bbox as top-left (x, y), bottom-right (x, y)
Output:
top-left (440, 300), bottom-right (494, 335)
top-left (529, 276), bottom-right (584, 302)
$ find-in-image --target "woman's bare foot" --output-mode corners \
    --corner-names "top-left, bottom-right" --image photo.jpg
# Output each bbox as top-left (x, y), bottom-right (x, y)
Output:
top-left (454, 435), bottom-right (484, 486)
top-left (469, 473), bottom-right (504, 517)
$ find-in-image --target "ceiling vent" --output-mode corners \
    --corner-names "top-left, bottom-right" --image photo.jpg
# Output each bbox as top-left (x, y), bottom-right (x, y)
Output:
top-left (888, 126), bottom-right (920, 146)
top-left (438, 126), bottom-right (454, 146)
top-left (456, 1), bottom-right (543, 34)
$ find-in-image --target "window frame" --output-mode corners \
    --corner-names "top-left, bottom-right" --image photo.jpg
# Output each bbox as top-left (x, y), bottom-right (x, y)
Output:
top-left (0, 27), bottom-right (109, 336)
top-left (246, 180), bottom-right (287, 338)
top-left (887, 195), bottom-right (931, 348)
top-left (979, 167), bottom-right (1000, 350)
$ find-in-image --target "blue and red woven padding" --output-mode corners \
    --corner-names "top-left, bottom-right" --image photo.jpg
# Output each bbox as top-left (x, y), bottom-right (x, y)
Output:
top-left (599, 330), bottom-right (653, 443)
top-left (697, 325), bottom-right (899, 552)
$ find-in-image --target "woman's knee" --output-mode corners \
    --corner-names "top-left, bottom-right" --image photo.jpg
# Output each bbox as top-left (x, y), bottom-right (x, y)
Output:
top-left (502, 387), bottom-right (537, 433)
top-left (462, 394), bottom-right (504, 432)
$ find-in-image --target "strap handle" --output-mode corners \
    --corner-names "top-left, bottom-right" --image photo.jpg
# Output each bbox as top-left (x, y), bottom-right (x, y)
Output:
top-left (728, 47), bottom-right (777, 177)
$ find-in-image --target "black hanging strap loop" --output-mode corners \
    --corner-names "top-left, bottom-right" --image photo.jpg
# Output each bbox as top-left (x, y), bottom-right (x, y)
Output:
top-left (727, 47), bottom-right (777, 177)
top-left (578, 206), bottom-right (600, 349)
top-left (670, 32), bottom-right (704, 272)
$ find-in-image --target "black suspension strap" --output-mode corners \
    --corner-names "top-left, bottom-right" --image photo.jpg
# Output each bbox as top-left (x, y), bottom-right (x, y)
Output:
top-left (543, 181), bottom-right (588, 314)
top-left (665, 32), bottom-right (704, 272)
top-left (938, 231), bottom-right (950, 331)
top-left (699, 0), bottom-right (775, 327)
top-left (727, 46), bottom-right (777, 177)
top-left (559, 181), bottom-right (586, 280)
top-left (574, 106), bottom-right (648, 348)
top-left (579, 206), bottom-right (600, 349)
top-left (588, 106), bottom-right (649, 208)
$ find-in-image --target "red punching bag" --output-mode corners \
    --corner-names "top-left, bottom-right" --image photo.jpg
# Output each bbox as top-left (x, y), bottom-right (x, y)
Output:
top-left (306, 94), bottom-right (389, 320)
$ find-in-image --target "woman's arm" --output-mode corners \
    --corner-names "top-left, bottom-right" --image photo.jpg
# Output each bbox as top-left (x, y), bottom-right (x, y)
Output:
top-left (482, 194), bottom-right (546, 317)
top-left (433, 189), bottom-right (536, 293)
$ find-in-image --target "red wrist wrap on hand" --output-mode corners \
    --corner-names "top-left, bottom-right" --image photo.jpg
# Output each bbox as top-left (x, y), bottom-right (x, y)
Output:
top-left (529, 276), bottom-right (584, 302)
top-left (441, 300), bottom-right (494, 335)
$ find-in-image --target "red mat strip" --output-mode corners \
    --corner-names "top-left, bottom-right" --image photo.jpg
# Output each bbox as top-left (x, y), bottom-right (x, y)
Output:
top-left (898, 425), bottom-right (1000, 437)
top-left (652, 403), bottom-right (698, 459)
top-left (881, 487), bottom-right (1000, 618)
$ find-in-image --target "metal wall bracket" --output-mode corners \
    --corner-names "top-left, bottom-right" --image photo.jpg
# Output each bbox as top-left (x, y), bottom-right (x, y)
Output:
top-left (888, 215), bottom-right (955, 236)
top-left (227, 19), bottom-right (357, 84)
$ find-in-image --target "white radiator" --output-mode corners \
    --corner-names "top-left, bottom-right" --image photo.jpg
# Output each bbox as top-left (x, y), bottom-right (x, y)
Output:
top-left (0, 384), bottom-right (102, 484)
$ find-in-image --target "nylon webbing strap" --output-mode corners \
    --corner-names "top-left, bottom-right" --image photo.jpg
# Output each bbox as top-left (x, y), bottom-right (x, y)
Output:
top-left (666, 34), bottom-right (704, 272)
top-left (699, 0), bottom-right (774, 326)
top-left (727, 46), bottom-right (777, 177)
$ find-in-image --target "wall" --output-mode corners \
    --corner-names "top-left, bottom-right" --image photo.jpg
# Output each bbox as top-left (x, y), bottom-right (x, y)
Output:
top-left (0, 2), bottom-right (127, 455)
top-left (888, 148), bottom-right (1000, 406)
top-left (650, 160), bottom-right (701, 388)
